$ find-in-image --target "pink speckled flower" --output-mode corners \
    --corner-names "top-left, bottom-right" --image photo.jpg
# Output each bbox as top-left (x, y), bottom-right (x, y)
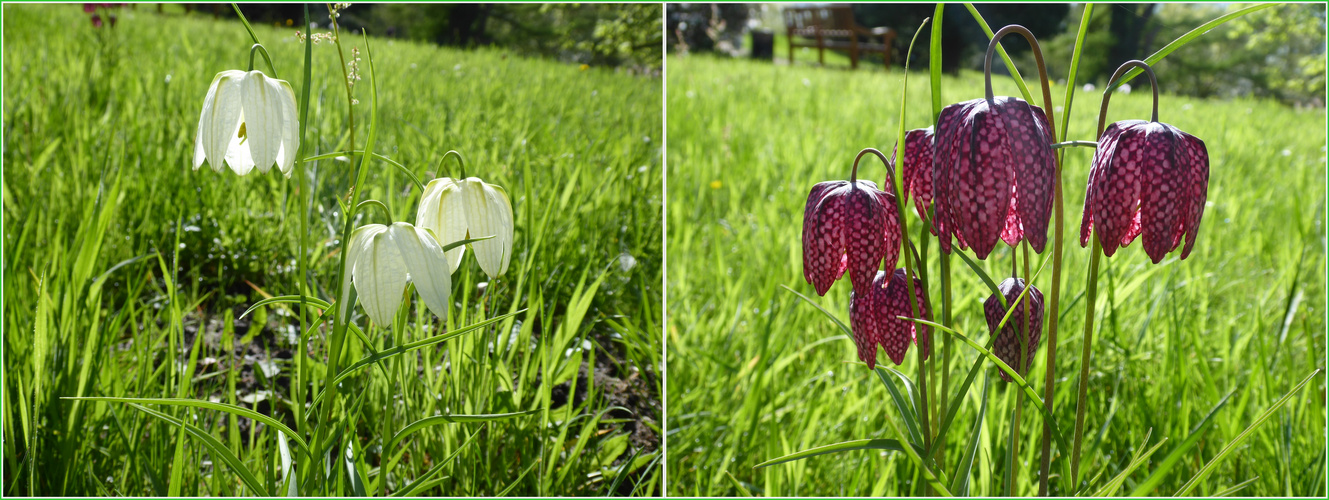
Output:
top-left (849, 269), bottom-right (930, 369)
top-left (801, 179), bottom-right (901, 296)
top-left (933, 96), bottom-right (1056, 259)
top-left (984, 277), bottom-right (1044, 382)
top-left (1079, 120), bottom-right (1209, 263)
top-left (891, 127), bottom-right (935, 223)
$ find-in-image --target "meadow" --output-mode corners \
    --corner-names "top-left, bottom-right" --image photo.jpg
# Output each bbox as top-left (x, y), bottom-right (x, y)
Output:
top-left (665, 48), bottom-right (1326, 497)
top-left (3, 4), bottom-right (661, 496)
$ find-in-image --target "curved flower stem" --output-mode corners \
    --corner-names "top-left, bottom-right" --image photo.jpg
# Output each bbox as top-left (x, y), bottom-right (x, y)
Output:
top-left (982, 25), bottom-right (1052, 108)
top-left (247, 43), bottom-right (277, 76)
top-left (437, 149), bottom-right (468, 179)
top-left (1099, 60), bottom-right (1161, 127)
top-left (855, 147), bottom-right (947, 496)
top-left (1069, 61), bottom-right (1153, 491)
top-left (356, 200), bottom-right (393, 222)
top-left (982, 24), bottom-right (1067, 495)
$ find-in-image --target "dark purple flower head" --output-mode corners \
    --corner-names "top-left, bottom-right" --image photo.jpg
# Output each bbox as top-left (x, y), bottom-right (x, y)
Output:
top-left (1079, 120), bottom-right (1209, 263)
top-left (802, 179), bottom-right (901, 296)
top-left (933, 96), bottom-right (1056, 259)
top-left (984, 277), bottom-right (1044, 382)
top-left (850, 269), bottom-right (930, 369)
top-left (891, 127), bottom-right (936, 224)
top-left (90, 13), bottom-right (102, 28)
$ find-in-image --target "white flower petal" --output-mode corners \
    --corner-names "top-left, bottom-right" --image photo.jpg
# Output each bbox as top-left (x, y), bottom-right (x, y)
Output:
top-left (416, 178), bottom-right (469, 273)
top-left (389, 223), bottom-right (451, 321)
top-left (223, 110), bottom-right (256, 176)
top-left (273, 78), bottom-right (300, 177)
top-left (353, 227), bottom-right (409, 327)
top-left (462, 178), bottom-right (515, 278)
top-left (241, 71), bottom-right (283, 173)
top-left (341, 224), bottom-right (388, 321)
top-left (200, 71), bottom-right (245, 173)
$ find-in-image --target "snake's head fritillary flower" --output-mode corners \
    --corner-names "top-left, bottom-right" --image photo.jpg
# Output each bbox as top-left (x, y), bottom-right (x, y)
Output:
top-left (801, 179), bottom-right (901, 296)
top-left (193, 70), bottom-right (300, 177)
top-left (339, 222), bottom-right (453, 327)
top-left (416, 177), bottom-right (515, 279)
top-left (933, 97), bottom-right (1056, 259)
top-left (891, 127), bottom-right (936, 224)
top-left (1079, 120), bottom-right (1209, 263)
top-left (849, 269), bottom-right (930, 369)
top-left (984, 277), bottom-right (1044, 382)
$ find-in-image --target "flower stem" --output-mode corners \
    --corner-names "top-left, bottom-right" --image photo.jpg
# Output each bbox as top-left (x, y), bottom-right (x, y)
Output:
top-left (1006, 242), bottom-right (1035, 496)
top-left (1069, 238), bottom-right (1102, 491)
top-left (1049, 140), bottom-right (1099, 150)
top-left (293, 2), bottom-right (314, 468)
top-left (938, 242), bottom-right (953, 468)
top-left (309, 5), bottom-right (360, 493)
top-left (436, 149), bottom-right (468, 179)
top-left (247, 43), bottom-right (276, 76)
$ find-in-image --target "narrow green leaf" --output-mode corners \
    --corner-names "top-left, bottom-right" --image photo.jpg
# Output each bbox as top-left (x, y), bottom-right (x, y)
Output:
top-left (753, 439), bottom-right (917, 469)
top-left (1174, 369), bottom-right (1320, 496)
top-left (386, 409), bottom-right (538, 452)
top-left (392, 424), bottom-right (485, 497)
top-left (1129, 390), bottom-right (1234, 496)
top-left (874, 367), bottom-right (923, 447)
top-left (929, 3), bottom-right (945, 124)
top-left (1212, 476), bottom-right (1261, 497)
top-left (1111, 3), bottom-right (1278, 92)
top-left (277, 430), bottom-right (298, 497)
top-left (950, 373), bottom-right (989, 495)
top-left (241, 295), bottom-right (332, 319)
top-left (343, 439), bottom-right (367, 497)
top-left (64, 397), bottom-right (311, 456)
top-left (724, 470), bottom-right (753, 497)
top-left (302, 150), bottom-right (425, 192)
top-left (1093, 429), bottom-right (1166, 496)
top-left (124, 403), bottom-right (269, 496)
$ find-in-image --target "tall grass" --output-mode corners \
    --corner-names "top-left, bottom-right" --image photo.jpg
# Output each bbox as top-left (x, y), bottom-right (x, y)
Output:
top-left (3, 4), bottom-right (661, 496)
top-left (665, 50), bottom-right (1325, 496)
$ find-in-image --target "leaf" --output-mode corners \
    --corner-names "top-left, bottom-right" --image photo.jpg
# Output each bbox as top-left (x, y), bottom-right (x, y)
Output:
top-left (301, 150), bottom-right (425, 193)
top-left (344, 439), bottom-right (367, 497)
top-left (241, 294), bottom-right (331, 319)
top-left (1128, 390), bottom-right (1235, 496)
top-left (385, 409), bottom-right (538, 452)
top-left (1174, 369), bottom-right (1320, 496)
top-left (64, 396), bottom-right (311, 456)
top-left (1093, 429), bottom-right (1167, 496)
top-left (753, 439), bottom-right (918, 469)
top-left (392, 424), bottom-right (485, 497)
top-left (874, 368), bottom-right (923, 447)
top-left (1110, 3), bottom-right (1279, 93)
top-left (950, 373), bottom-right (989, 496)
top-left (123, 403), bottom-right (269, 496)
top-left (929, 3), bottom-right (945, 124)
top-left (277, 430), bottom-right (299, 497)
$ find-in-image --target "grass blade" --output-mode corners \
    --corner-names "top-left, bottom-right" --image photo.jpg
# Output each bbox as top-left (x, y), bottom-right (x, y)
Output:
top-left (64, 397), bottom-right (311, 456)
top-left (1111, 3), bottom-right (1278, 92)
top-left (1093, 429), bottom-right (1167, 496)
top-left (1212, 476), bottom-right (1261, 497)
top-left (949, 373), bottom-right (989, 496)
top-left (1174, 369), bottom-right (1321, 496)
top-left (873, 368), bottom-right (924, 447)
top-left (385, 409), bottom-right (538, 452)
top-left (1129, 390), bottom-right (1235, 496)
top-left (123, 403), bottom-right (269, 496)
top-left (392, 424), bottom-right (485, 497)
top-left (277, 430), bottom-right (298, 497)
top-left (929, 3), bottom-right (945, 124)
top-left (753, 439), bottom-right (917, 469)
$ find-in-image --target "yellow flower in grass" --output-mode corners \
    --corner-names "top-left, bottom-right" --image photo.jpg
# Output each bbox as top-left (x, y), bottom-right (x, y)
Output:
top-left (416, 177), bottom-right (515, 279)
top-left (340, 222), bottom-right (453, 326)
top-left (192, 70), bottom-right (299, 177)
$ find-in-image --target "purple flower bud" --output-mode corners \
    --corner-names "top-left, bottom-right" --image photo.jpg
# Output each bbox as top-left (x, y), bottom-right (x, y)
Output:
top-left (984, 278), bottom-right (1044, 382)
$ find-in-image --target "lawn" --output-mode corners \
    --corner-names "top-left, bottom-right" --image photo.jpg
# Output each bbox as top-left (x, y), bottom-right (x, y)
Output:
top-left (665, 52), bottom-right (1325, 496)
top-left (3, 4), bottom-right (661, 496)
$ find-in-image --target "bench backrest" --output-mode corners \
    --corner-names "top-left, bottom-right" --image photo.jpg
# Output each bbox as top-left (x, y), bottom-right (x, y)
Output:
top-left (783, 5), bottom-right (858, 33)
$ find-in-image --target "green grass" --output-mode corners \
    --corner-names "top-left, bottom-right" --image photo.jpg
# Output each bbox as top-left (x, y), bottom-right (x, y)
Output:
top-left (665, 53), bottom-right (1325, 496)
top-left (4, 4), bottom-right (661, 496)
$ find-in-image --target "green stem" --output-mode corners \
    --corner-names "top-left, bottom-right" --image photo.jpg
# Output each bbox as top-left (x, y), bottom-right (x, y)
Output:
top-left (938, 243), bottom-right (953, 468)
top-left (309, 5), bottom-right (360, 493)
top-left (293, 2), bottom-right (314, 468)
top-left (1069, 238), bottom-right (1102, 490)
top-left (247, 43), bottom-right (277, 76)
top-left (437, 150), bottom-right (468, 179)
top-left (1007, 243), bottom-right (1035, 496)
top-left (355, 200), bottom-right (392, 222)
top-left (1050, 140), bottom-right (1099, 150)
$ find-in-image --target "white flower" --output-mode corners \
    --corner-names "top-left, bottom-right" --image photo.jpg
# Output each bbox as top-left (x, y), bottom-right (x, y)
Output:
top-left (416, 177), bottom-right (514, 279)
top-left (339, 222), bottom-right (452, 326)
top-left (192, 70), bottom-right (299, 177)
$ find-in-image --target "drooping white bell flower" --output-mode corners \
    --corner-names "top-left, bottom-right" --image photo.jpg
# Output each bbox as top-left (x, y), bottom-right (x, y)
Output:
top-left (192, 70), bottom-right (299, 177)
top-left (339, 222), bottom-right (452, 327)
top-left (415, 177), bottom-right (515, 278)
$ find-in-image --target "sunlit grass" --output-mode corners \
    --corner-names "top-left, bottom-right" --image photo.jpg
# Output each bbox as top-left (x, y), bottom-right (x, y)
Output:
top-left (665, 53), bottom-right (1325, 496)
top-left (3, 4), bottom-right (661, 496)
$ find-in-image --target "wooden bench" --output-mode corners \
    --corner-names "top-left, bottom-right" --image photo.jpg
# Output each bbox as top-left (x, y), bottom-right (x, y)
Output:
top-left (783, 5), bottom-right (896, 70)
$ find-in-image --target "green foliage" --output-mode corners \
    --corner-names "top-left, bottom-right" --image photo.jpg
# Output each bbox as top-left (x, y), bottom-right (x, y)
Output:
top-left (665, 53), bottom-right (1326, 496)
top-left (3, 4), bottom-right (660, 496)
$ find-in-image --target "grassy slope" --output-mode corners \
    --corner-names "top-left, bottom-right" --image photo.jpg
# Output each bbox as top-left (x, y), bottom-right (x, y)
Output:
top-left (666, 54), bottom-right (1325, 496)
top-left (3, 4), bottom-right (661, 496)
